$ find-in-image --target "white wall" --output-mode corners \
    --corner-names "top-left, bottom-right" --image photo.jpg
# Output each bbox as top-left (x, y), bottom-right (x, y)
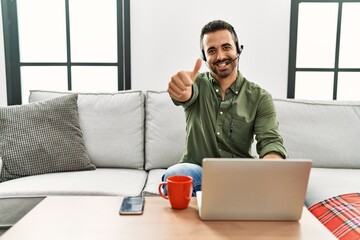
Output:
top-left (131, 0), bottom-right (291, 98)
top-left (0, 3), bottom-right (7, 106)
top-left (0, 0), bottom-right (291, 106)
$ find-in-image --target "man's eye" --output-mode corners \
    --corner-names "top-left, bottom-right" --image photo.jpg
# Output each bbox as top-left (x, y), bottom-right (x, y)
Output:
top-left (207, 49), bottom-right (216, 55)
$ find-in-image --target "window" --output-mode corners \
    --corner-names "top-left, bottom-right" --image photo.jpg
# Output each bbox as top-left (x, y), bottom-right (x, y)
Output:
top-left (288, 0), bottom-right (360, 100)
top-left (1, 0), bottom-right (131, 105)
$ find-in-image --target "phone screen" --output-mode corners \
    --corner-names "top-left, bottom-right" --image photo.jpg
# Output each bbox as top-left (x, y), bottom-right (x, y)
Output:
top-left (119, 196), bottom-right (145, 215)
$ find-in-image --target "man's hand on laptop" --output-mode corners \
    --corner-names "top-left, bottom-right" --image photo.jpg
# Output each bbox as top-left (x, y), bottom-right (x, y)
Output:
top-left (263, 153), bottom-right (284, 159)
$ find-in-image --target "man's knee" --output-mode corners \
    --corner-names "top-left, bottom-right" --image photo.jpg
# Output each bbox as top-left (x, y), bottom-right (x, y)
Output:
top-left (163, 163), bottom-right (202, 187)
top-left (162, 163), bottom-right (203, 196)
top-left (164, 163), bottom-right (201, 178)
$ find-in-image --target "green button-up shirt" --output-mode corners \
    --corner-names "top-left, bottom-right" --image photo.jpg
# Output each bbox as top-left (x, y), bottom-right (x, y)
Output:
top-left (173, 71), bottom-right (288, 166)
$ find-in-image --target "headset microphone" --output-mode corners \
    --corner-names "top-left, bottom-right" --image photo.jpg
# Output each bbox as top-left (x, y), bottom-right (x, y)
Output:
top-left (225, 54), bottom-right (240, 65)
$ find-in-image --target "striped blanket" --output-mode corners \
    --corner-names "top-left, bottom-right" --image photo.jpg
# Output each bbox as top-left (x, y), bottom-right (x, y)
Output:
top-left (308, 193), bottom-right (360, 240)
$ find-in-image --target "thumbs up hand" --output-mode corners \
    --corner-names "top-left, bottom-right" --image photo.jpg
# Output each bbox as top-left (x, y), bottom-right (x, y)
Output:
top-left (168, 58), bottom-right (202, 102)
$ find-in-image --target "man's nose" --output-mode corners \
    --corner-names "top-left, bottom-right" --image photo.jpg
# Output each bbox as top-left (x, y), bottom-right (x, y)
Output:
top-left (215, 50), bottom-right (227, 60)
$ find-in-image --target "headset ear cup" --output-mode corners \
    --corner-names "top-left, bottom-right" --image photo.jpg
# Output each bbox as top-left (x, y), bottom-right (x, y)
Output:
top-left (237, 44), bottom-right (244, 55)
top-left (201, 50), bottom-right (206, 61)
top-left (236, 41), bottom-right (241, 55)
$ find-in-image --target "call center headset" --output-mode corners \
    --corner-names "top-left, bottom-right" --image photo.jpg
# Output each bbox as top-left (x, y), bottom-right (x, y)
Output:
top-left (201, 27), bottom-right (244, 62)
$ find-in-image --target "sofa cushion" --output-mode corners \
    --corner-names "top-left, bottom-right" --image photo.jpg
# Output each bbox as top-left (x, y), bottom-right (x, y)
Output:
top-left (29, 90), bottom-right (145, 169)
top-left (0, 168), bottom-right (148, 226)
top-left (305, 168), bottom-right (360, 207)
top-left (274, 99), bottom-right (360, 168)
top-left (0, 94), bottom-right (95, 183)
top-left (142, 168), bottom-right (166, 196)
top-left (145, 91), bottom-right (186, 170)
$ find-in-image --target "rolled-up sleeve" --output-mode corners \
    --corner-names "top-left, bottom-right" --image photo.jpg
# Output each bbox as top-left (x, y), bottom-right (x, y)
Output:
top-left (254, 94), bottom-right (288, 158)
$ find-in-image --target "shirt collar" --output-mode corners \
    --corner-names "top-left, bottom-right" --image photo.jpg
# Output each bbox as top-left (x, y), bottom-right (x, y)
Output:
top-left (209, 71), bottom-right (245, 94)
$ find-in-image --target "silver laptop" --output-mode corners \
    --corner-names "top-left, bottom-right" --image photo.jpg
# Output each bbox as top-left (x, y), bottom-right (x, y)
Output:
top-left (196, 158), bottom-right (312, 221)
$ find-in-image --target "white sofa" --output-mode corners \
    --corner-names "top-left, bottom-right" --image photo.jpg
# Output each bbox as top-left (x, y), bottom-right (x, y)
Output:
top-left (273, 99), bottom-right (360, 207)
top-left (0, 90), bottom-right (186, 230)
top-left (0, 90), bottom-right (359, 234)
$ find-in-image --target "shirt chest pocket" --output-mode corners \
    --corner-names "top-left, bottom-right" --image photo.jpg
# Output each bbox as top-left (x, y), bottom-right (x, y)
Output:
top-left (230, 117), bottom-right (254, 144)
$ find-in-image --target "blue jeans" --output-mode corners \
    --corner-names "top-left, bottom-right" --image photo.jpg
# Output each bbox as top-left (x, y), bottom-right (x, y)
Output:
top-left (161, 163), bottom-right (203, 196)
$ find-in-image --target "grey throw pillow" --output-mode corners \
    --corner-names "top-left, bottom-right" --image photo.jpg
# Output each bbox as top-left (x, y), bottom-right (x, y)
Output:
top-left (0, 94), bottom-right (96, 182)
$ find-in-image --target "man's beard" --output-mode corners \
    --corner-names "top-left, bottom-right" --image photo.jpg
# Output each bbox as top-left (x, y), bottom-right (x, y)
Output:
top-left (210, 59), bottom-right (236, 79)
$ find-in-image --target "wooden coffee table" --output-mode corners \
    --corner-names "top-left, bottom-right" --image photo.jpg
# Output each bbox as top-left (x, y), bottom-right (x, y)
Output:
top-left (0, 196), bottom-right (336, 240)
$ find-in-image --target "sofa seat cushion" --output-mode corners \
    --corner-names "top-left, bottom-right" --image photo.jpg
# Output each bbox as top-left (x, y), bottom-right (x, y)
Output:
top-left (0, 168), bottom-right (147, 197)
top-left (0, 168), bottom-right (147, 226)
top-left (308, 193), bottom-right (360, 240)
top-left (306, 168), bottom-right (360, 207)
top-left (142, 169), bottom-right (165, 196)
top-left (29, 90), bottom-right (145, 169)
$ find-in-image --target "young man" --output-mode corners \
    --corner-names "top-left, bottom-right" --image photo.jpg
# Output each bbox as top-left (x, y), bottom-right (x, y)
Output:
top-left (164, 20), bottom-right (287, 195)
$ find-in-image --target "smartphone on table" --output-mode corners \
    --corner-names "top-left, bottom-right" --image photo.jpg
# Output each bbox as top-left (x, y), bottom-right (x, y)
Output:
top-left (119, 196), bottom-right (145, 215)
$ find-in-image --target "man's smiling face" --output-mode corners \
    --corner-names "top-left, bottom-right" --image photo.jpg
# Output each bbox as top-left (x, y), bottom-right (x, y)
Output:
top-left (202, 29), bottom-right (239, 79)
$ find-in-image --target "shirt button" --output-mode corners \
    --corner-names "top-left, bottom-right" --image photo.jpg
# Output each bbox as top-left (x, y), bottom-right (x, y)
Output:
top-left (217, 132), bottom-right (220, 135)
top-left (219, 149), bottom-right (222, 152)
top-left (219, 111), bottom-right (223, 115)
top-left (216, 89), bottom-right (219, 92)
top-left (235, 91), bottom-right (238, 94)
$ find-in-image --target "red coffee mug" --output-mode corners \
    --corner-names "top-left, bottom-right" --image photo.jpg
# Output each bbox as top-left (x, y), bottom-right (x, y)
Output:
top-left (158, 175), bottom-right (193, 210)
